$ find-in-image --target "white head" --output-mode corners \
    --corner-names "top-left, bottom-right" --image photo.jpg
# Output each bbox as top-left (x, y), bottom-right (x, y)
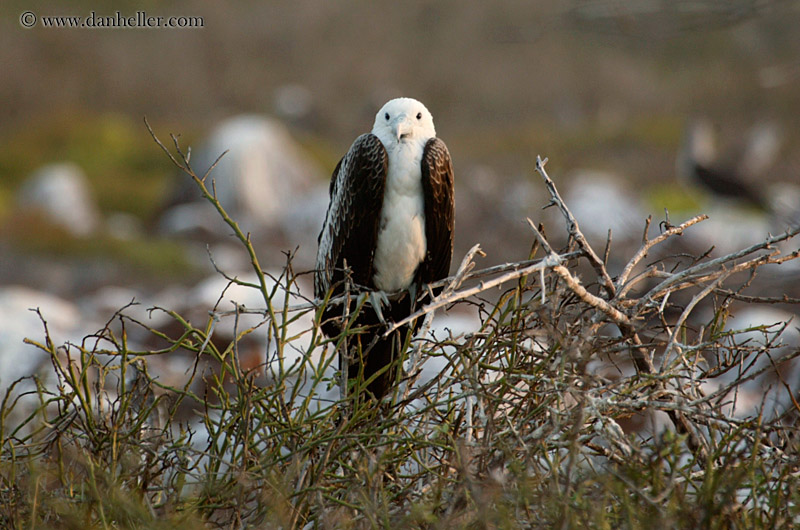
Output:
top-left (677, 118), bottom-right (717, 182)
top-left (372, 98), bottom-right (436, 148)
top-left (686, 119), bottom-right (716, 166)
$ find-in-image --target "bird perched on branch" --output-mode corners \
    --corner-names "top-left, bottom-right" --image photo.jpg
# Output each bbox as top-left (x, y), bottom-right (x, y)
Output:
top-left (315, 97), bottom-right (455, 401)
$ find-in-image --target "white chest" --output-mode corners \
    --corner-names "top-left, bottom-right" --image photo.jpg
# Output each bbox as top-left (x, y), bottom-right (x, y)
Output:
top-left (372, 146), bottom-right (427, 293)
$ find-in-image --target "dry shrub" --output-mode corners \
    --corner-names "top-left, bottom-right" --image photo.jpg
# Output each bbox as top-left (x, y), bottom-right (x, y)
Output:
top-left (2, 131), bottom-right (799, 529)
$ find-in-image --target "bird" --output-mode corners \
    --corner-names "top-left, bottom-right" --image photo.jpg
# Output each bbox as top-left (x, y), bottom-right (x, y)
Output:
top-left (315, 97), bottom-right (455, 402)
top-left (677, 119), bottom-right (774, 210)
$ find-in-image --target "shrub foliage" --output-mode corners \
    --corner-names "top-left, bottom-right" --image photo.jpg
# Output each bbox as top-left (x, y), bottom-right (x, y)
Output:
top-left (2, 129), bottom-right (799, 528)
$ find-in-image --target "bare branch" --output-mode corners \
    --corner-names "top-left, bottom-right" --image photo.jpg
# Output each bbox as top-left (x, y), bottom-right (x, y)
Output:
top-left (535, 155), bottom-right (616, 298)
top-left (384, 250), bottom-right (563, 336)
top-left (616, 214), bottom-right (709, 293)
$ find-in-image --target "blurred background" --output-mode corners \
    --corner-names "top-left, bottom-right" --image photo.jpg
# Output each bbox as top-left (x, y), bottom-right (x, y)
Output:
top-left (1, 1), bottom-right (799, 384)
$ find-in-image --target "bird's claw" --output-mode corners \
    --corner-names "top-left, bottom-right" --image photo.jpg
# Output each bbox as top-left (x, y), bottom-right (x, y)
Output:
top-left (368, 291), bottom-right (391, 324)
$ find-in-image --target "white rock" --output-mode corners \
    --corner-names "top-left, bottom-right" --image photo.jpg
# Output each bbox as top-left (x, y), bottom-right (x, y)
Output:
top-left (280, 184), bottom-right (332, 268)
top-left (160, 115), bottom-right (324, 236)
top-left (81, 285), bottom-right (174, 330)
top-left (156, 202), bottom-right (228, 239)
top-left (702, 307), bottom-right (800, 419)
top-left (683, 204), bottom-right (772, 255)
top-left (16, 163), bottom-right (100, 236)
top-left (563, 170), bottom-right (647, 244)
top-left (0, 286), bottom-right (88, 392)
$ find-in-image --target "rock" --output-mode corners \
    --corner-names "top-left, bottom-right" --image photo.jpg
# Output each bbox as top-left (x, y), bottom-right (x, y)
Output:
top-left (81, 285), bottom-right (174, 329)
top-left (702, 307), bottom-right (800, 419)
top-left (156, 201), bottom-right (223, 239)
top-left (0, 286), bottom-right (88, 392)
top-left (682, 204), bottom-right (772, 255)
top-left (279, 184), bottom-right (331, 268)
top-left (16, 162), bottom-right (100, 236)
top-left (159, 115), bottom-right (325, 238)
top-left (562, 170), bottom-right (647, 244)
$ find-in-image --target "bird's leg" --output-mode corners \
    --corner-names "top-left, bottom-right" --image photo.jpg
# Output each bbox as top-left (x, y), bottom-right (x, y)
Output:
top-left (368, 290), bottom-right (391, 324)
top-left (407, 282), bottom-right (419, 308)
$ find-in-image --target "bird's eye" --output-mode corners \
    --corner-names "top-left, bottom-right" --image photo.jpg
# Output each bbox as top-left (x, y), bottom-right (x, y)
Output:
top-left (416, 112), bottom-right (422, 120)
top-left (385, 113), bottom-right (390, 120)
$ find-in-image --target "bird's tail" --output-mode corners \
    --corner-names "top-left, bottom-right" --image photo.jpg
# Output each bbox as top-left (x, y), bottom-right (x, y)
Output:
top-left (344, 327), bottom-right (407, 402)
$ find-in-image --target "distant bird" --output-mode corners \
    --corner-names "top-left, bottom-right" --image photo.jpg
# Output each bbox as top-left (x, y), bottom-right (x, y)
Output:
top-left (315, 97), bottom-right (455, 401)
top-left (677, 119), bottom-right (779, 210)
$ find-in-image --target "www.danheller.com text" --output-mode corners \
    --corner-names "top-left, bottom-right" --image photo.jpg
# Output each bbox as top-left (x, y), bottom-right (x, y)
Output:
top-left (29, 11), bottom-right (204, 29)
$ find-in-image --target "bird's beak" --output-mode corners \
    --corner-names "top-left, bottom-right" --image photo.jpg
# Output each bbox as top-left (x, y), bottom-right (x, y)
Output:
top-left (394, 116), bottom-right (413, 141)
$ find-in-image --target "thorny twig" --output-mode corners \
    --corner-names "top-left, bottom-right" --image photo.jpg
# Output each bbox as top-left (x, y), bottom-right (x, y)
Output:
top-left (523, 156), bottom-right (800, 460)
top-left (536, 156), bottom-right (617, 298)
top-left (7, 128), bottom-right (800, 527)
top-left (616, 214), bottom-right (709, 292)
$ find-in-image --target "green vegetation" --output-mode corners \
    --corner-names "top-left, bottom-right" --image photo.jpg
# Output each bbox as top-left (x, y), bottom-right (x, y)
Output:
top-left (0, 112), bottom-right (194, 221)
top-left (2, 210), bottom-right (196, 280)
top-left (646, 183), bottom-right (704, 214)
top-left (0, 112), bottom-right (203, 282)
top-left (2, 136), bottom-right (798, 528)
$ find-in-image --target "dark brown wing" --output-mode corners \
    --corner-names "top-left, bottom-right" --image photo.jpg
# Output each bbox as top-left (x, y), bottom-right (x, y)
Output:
top-left (418, 137), bottom-right (455, 289)
top-left (315, 133), bottom-right (388, 300)
top-left (693, 163), bottom-right (769, 210)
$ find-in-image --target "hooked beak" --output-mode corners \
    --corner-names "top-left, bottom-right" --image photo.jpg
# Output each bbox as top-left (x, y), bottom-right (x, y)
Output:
top-left (394, 116), bottom-right (413, 141)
